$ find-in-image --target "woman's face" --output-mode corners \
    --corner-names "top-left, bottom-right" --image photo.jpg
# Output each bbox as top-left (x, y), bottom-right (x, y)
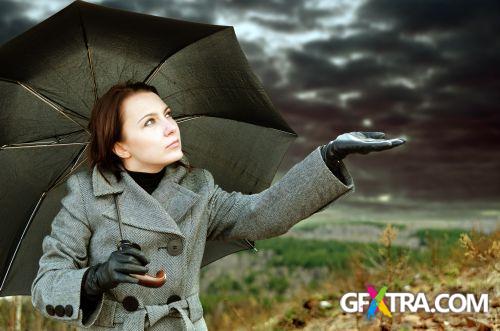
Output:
top-left (113, 91), bottom-right (183, 173)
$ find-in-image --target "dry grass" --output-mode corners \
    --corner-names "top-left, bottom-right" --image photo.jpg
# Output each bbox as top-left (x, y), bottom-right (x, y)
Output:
top-left (2, 224), bottom-right (498, 330)
top-left (255, 224), bottom-right (500, 331)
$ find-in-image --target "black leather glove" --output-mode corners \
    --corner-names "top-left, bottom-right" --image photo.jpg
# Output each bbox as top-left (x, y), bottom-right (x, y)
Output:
top-left (321, 131), bottom-right (406, 162)
top-left (82, 247), bottom-right (150, 297)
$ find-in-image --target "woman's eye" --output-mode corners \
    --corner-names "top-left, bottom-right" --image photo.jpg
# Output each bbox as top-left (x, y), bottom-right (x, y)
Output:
top-left (144, 111), bottom-right (171, 127)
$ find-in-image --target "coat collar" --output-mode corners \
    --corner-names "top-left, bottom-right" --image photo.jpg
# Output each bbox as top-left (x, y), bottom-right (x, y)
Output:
top-left (92, 155), bottom-right (192, 197)
top-left (92, 155), bottom-right (199, 237)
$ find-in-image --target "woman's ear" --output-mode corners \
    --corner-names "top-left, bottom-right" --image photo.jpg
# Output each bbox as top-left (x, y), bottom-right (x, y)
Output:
top-left (113, 141), bottom-right (130, 158)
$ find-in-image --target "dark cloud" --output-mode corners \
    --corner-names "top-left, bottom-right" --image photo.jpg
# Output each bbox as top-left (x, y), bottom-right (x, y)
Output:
top-left (347, 85), bottom-right (423, 112)
top-left (305, 30), bottom-right (446, 68)
top-left (236, 40), bottom-right (284, 89)
top-left (223, 0), bottom-right (343, 32)
top-left (286, 50), bottom-right (394, 91)
top-left (1, 0), bottom-right (499, 201)
top-left (100, 0), bottom-right (216, 24)
top-left (272, 0), bottom-right (500, 201)
top-left (247, 8), bottom-right (336, 32)
top-left (358, 0), bottom-right (500, 34)
top-left (220, 0), bottom-right (312, 14)
top-left (0, 1), bottom-right (36, 45)
top-left (239, 40), bottom-right (266, 58)
top-left (249, 17), bottom-right (300, 32)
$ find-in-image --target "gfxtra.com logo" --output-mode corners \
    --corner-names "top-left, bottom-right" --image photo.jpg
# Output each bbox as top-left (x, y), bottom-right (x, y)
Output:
top-left (340, 284), bottom-right (489, 320)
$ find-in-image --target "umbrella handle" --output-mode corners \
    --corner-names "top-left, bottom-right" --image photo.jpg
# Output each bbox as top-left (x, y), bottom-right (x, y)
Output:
top-left (117, 240), bottom-right (165, 287)
top-left (130, 270), bottom-right (167, 288)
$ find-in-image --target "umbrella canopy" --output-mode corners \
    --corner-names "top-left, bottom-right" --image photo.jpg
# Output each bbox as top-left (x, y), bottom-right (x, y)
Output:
top-left (0, 0), bottom-right (297, 296)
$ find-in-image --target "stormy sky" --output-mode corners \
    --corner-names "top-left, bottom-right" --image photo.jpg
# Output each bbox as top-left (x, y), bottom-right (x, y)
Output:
top-left (1, 0), bottom-right (499, 202)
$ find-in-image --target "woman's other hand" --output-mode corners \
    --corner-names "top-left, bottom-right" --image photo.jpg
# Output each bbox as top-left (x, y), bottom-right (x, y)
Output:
top-left (82, 247), bottom-right (150, 297)
top-left (322, 131), bottom-right (406, 161)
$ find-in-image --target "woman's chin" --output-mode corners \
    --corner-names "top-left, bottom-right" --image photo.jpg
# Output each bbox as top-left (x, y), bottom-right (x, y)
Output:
top-left (164, 149), bottom-right (183, 163)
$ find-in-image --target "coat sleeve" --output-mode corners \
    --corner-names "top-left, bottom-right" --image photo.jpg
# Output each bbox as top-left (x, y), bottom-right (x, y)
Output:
top-left (206, 146), bottom-right (355, 241)
top-left (30, 173), bottom-right (105, 328)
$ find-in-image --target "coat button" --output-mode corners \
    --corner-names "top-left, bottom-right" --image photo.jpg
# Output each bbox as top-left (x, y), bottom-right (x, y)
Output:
top-left (45, 304), bottom-right (55, 316)
top-left (55, 305), bottom-right (65, 317)
top-left (167, 294), bottom-right (181, 304)
top-left (122, 295), bottom-right (139, 312)
top-left (65, 304), bottom-right (73, 317)
top-left (167, 238), bottom-right (183, 256)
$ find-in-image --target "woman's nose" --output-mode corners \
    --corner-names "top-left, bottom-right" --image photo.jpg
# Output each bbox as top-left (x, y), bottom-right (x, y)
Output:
top-left (162, 121), bottom-right (176, 136)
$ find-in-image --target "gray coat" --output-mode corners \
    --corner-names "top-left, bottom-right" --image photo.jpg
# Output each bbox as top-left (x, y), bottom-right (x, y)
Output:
top-left (31, 146), bottom-right (355, 330)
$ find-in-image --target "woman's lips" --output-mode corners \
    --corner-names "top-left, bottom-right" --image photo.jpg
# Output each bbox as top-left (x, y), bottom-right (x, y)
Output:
top-left (166, 139), bottom-right (179, 148)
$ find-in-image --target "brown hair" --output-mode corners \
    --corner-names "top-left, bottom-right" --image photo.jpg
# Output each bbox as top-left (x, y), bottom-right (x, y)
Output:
top-left (86, 80), bottom-right (193, 184)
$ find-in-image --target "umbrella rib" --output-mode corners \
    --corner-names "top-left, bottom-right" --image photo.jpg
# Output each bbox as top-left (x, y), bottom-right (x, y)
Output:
top-left (0, 129), bottom-right (87, 150)
top-left (70, 145), bottom-right (89, 173)
top-left (144, 27), bottom-right (232, 84)
top-left (175, 114), bottom-right (297, 137)
top-left (0, 191), bottom-right (47, 293)
top-left (244, 239), bottom-right (258, 252)
top-left (1, 142), bottom-right (88, 150)
top-left (0, 144), bottom-right (90, 292)
top-left (0, 78), bottom-right (89, 122)
top-left (28, 128), bottom-right (86, 145)
top-left (49, 146), bottom-right (89, 192)
top-left (145, 61), bottom-right (164, 84)
top-left (143, 29), bottom-right (252, 87)
top-left (77, 5), bottom-right (98, 104)
top-left (201, 243), bottom-right (257, 268)
top-left (16, 81), bottom-right (90, 135)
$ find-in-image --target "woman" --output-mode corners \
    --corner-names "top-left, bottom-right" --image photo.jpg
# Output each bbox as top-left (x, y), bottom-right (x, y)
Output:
top-left (30, 81), bottom-right (405, 330)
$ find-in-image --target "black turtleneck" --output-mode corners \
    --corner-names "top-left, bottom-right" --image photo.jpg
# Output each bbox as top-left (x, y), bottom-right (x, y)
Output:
top-left (126, 166), bottom-right (166, 194)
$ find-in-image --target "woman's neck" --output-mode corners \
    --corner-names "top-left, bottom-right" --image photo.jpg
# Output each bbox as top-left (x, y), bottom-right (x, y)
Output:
top-left (126, 167), bottom-right (166, 175)
top-left (125, 166), bottom-right (166, 194)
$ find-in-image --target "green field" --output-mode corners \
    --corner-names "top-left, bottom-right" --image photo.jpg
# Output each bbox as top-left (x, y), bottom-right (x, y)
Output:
top-left (2, 198), bottom-right (497, 330)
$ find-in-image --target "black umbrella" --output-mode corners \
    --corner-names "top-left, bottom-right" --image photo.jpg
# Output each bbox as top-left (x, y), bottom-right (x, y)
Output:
top-left (0, 0), bottom-right (297, 296)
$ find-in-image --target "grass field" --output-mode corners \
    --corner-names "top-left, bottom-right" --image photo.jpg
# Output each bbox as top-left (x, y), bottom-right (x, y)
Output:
top-left (197, 198), bottom-right (499, 329)
top-left (1, 198), bottom-right (498, 330)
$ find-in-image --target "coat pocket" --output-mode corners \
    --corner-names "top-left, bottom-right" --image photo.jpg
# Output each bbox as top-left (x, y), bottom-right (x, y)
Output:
top-left (92, 298), bottom-right (117, 328)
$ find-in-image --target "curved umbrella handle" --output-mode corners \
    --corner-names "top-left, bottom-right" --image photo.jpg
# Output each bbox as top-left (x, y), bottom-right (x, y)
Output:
top-left (116, 240), bottom-right (165, 287)
top-left (130, 269), bottom-right (167, 288)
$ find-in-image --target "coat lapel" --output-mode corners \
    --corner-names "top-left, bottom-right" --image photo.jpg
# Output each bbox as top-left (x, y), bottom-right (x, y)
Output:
top-left (92, 157), bottom-right (199, 237)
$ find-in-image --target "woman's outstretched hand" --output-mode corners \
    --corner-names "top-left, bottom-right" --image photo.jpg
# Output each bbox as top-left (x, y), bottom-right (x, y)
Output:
top-left (323, 132), bottom-right (406, 161)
